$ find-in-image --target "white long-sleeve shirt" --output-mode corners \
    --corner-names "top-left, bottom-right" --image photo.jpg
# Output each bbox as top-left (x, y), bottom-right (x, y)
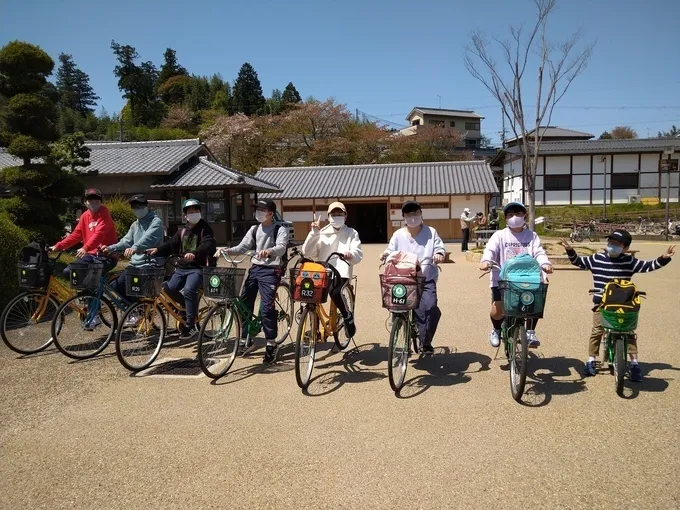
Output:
top-left (301, 224), bottom-right (363, 279)
top-left (383, 226), bottom-right (445, 281)
top-left (480, 227), bottom-right (551, 287)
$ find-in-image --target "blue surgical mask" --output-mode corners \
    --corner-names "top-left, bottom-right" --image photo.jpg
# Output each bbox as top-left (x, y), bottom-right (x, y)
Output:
top-left (605, 244), bottom-right (623, 257)
top-left (133, 207), bottom-right (148, 219)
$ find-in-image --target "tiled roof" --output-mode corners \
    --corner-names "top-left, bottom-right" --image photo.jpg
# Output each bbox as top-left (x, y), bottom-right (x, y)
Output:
top-left (506, 126), bottom-right (594, 142)
top-left (256, 161), bottom-right (498, 199)
top-left (502, 137), bottom-right (680, 156)
top-left (151, 157), bottom-right (281, 192)
top-left (407, 107), bottom-right (485, 120)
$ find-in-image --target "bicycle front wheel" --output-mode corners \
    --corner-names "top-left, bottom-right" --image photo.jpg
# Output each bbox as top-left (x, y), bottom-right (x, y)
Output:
top-left (1, 291), bottom-right (59, 354)
top-left (274, 283), bottom-right (293, 345)
top-left (198, 303), bottom-right (241, 379)
top-left (333, 285), bottom-right (355, 351)
top-left (295, 307), bottom-right (317, 389)
top-left (509, 320), bottom-right (528, 402)
top-left (614, 334), bottom-right (626, 396)
top-left (388, 314), bottom-right (409, 393)
top-left (115, 301), bottom-right (166, 372)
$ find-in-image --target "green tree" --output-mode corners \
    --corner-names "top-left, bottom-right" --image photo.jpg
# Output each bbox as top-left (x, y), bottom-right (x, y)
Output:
top-left (610, 126), bottom-right (637, 139)
top-left (0, 41), bottom-right (83, 242)
top-left (232, 62), bottom-right (265, 116)
top-left (157, 48), bottom-right (187, 88)
top-left (48, 132), bottom-right (91, 174)
top-left (282, 82), bottom-right (302, 106)
top-left (266, 88), bottom-right (283, 115)
top-left (56, 53), bottom-right (99, 113)
top-left (658, 125), bottom-right (679, 138)
top-left (599, 131), bottom-right (612, 140)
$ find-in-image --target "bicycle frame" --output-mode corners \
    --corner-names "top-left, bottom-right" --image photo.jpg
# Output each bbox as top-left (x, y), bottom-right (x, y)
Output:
top-left (29, 276), bottom-right (73, 323)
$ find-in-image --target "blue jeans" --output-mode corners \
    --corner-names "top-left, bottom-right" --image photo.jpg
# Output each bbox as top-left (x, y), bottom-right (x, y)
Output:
top-left (415, 280), bottom-right (441, 347)
top-left (240, 265), bottom-right (282, 340)
top-left (165, 267), bottom-right (202, 327)
top-left (62, 254), bottom-right (117, 279)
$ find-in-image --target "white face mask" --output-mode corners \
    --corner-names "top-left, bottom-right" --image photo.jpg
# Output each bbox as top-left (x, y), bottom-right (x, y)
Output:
top-left (255, 210), bottom-right (268, 223)
top-left (86, 202), bottom-right (101, 213)
top-left (506, 215), bottom-right (525, 229)
top-left (186, 212), bottom-right (201, 225)
top-left (329, 215), bottom-right (345, 228)
top-left (133, 207), bottom-right (148, 219)
top-left (405, 215), bottom-right (423, 228)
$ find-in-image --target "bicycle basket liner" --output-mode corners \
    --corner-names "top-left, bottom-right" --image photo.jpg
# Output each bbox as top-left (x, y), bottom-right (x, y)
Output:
top-left (126, 266), bottom-right (167, 298)
top-left (69, 261), bottom-right (103, 290)
top-left (290, 261), bottom-right (330, 303)
top-left (379, 274), bottom-right (425, 311)
top-left (600, 309), bottom-right (639, 332)
top-left (17, 262), bottom-right (44, 288)
top-left (498, 280), bottom-right (548, 317)
top-left (202, 267), bottom-right (246, 299)
top-left (17, 243), bottom-right (50, 288)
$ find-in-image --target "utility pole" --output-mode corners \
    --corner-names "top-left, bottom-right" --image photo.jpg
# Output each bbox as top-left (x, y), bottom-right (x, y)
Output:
top-left (600, 156), bottom-right (607, 220)
top-left (118, 115), bottom-right (123, 142)
top-left (501, 105), bottom-right (507, 148)
top-left (664, 148), bottom-right (676, 241)
top-left (355, 108), bottom-right (359, 123)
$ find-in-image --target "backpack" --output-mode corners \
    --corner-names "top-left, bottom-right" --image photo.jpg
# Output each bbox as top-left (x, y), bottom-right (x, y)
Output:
top-left (384, 251), bottom-right (420, 277)
top-left (499, 254), bottom-right (545, 316)
top-left (18, 242), bottom-right (50, 288)
top-left (380, 251), bottom-right (422, 310)
top-left (292, 261), bottom-right (331, 303)
top-left (250, 224), bottom-right (282, 250)
top-left (600, 279), bottom-right (642, 312)
top-left (180, 227), bottom-right (217, 267)
top-left (499, 253), bottom-right (542, 285)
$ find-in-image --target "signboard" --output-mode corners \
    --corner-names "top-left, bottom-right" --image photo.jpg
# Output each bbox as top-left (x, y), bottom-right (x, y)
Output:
top-left (659, 159), bottom-right (679, 172)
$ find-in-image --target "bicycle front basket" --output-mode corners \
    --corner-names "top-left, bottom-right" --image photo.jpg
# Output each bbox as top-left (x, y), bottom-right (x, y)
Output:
top-left (600, 309), bottom-right (638, 332)
top-left (202, 267), bottom-right (247, 300)
top-left (379, 274), bottom-right (424, 311)
top-left (69, 262), bottom-right (103, 290)
top-left (17, 262), bottom-right (49, 289)
top-left (126, 266), bottom-right (167, 298)
top-left (290, 265), bottom-right (331, 303)
top-left (498, 280), bottom-right (548, 318)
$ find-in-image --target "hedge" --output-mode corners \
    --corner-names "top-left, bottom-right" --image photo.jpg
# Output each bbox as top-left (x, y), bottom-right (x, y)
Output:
top-left (0, 214), bottom-right (29, 309)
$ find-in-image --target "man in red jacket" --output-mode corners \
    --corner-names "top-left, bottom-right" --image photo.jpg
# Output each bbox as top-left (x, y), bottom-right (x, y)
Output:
top-left (50, 189), bottom-right (119, 277)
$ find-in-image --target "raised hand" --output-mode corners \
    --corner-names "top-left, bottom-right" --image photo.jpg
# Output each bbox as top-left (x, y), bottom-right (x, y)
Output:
top-left (311, 213), bottom-right (323, 233)
top-left (558, 238), bottom-right (572, 251)
top-left (663, 245), bottom-right (676, 259)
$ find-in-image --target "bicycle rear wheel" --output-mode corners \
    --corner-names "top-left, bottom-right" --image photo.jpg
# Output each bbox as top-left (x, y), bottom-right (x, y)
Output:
top-left (115, 301), bottom-right (166, 372)
top-left (295, 307), bottom-right (317, 389)
top-left (388, 314), bottom-right (409, 393)
top-left (508, 320), bottom-right (528, 402)
top-left (333, 285), bottom-right (355, 351)
top-left (198, 303), bottom-right (241, 379)
top-left (1, 291), bottom-right (59, 354)
top-left (614, 335), bottom-right (626, 396)
top-left (52, 293), bottom-right (117, 359)
top-left (274, 283), bottom-right (293, 345)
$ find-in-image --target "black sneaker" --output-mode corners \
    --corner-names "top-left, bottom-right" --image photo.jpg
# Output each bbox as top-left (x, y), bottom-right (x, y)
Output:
top-left (263, 344), bottom-right (278, 364)
top-left (584, 360), bottom-right (597, 377)
top-left (630, 363), bottom-right (643, 382)
top-left (344, 313), bottom-right (356, 338)
top-left (179, 325), bottom-right (198, 341)
top-left (422, 344), bottom-right (434, 356)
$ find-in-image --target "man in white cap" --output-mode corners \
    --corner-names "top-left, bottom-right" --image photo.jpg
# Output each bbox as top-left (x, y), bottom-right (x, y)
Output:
top-left (459, 207), bottom-right (477, 252)
top-left (302, 201), bottom-right (363, 337)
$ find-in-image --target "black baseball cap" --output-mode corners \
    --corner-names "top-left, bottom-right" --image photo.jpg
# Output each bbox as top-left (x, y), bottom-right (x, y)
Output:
top-left (128, 194), bottom-right (148, 206)
top-left (607, 229), bottom-right (632, 247)
top-left (84, 188), bottom-right (102, 200)
top-left (401, 201), bottom-right (421, 214)
top-left (254, 198), bottom-right (276, 212)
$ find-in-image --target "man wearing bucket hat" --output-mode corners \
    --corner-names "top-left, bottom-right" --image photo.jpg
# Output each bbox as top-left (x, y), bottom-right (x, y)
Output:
top-left (51, 188), bottom-right (118, 278)
top-left (148, 198), bottom-right (216, 340)
top-left (460, 207), bottom-right (477, 252)
top-left (559, 230), bottom-right (675, 381)
top-left (101, 195), bottom-right (164, 307)
top-left (302, 201), bottom-right (363, 338)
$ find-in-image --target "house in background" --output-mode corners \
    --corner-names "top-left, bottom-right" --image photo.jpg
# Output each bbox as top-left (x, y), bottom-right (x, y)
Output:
top-left (398, 107), bottom-right (485, 149)
top-left (505, 126), bottom-right (594, 147)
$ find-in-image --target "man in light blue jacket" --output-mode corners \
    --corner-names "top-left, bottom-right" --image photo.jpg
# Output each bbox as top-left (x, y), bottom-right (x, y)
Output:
top-left (102, 194), bottom-right (165, 301)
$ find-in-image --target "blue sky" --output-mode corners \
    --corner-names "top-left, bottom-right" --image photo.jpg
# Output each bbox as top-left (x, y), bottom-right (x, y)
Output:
top-left (2, 0), bottom-right (679, 144)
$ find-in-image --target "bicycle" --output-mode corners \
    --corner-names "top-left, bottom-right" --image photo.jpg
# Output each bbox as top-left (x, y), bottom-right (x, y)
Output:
top-left (590, 289), bottom-right (645, 396)
top-left (570, 220), bottom-right (598, 243)
top-left (291, 252), bottom-right (356, 389)
top-left (115, 255), bottom-right (214, 372)
top-left (1, 249), bottom-right (74, 354)
top-left (196, 249), bottom-right (294, 379)
top-left (50, 254), bottom-right (129, 360)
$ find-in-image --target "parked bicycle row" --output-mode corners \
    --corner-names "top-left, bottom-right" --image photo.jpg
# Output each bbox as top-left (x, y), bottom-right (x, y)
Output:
top-left (2, 190), bottom-right (675, 402)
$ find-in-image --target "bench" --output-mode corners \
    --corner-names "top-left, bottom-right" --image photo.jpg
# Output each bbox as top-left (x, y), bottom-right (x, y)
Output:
top-left (474, 229), bottom-right (496, 248)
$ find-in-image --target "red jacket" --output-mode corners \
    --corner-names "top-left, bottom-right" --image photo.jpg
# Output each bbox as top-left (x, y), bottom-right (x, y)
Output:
top-left (55, 206), bottom-right (118, 254)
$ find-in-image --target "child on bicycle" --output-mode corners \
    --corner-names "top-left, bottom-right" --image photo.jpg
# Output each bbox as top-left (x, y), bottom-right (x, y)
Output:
top-left (479, 202), bottom-right (553, 349)
top-left (380, 201), bottom-right (445, 356)
top-left (302, 202), bottom-right (363, 338)
top-left (224, 198), bottom-right (289, 364)
top-left (559, 230), bottom-right (675, 381)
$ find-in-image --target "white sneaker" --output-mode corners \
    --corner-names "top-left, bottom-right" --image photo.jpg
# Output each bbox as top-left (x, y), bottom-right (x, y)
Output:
top-left (527, 330), bottom-right (540, 348)
top-left (84, 315), bottom-right (102, 331)
top-left (489, 329), bottom-right (501, 348)
top-left (125, 313), bottom-right (140, 327)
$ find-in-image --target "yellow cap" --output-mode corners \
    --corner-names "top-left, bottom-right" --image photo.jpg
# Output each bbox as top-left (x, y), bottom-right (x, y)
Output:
top-left (327, 202), bottom-right (346, 214)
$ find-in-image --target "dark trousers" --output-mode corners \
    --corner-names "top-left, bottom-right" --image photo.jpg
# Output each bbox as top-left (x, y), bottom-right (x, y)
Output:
top-left (63, 254), bottom-right (117, 279)
top-left (112, 270), bottom-right (133, 302)
top-left (461, 228), bottom-right (470, 252)
top-left (240, 265), bottom-right (282, 341)
top-left (165, 267), bottom-right (202, 327)
top-left (415, 280), bottom-right (441, 347)
top-left (330, 278), bottom-right (351, 319)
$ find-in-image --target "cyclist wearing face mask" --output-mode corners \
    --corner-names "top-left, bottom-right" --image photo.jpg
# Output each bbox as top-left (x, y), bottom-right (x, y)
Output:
top-left (479, 202), bottom-right (553, 349)
top-left (148, 198), bottom-right (216, 340)
top-left (302, 202), bottom-right (363, 338)
top-left (380, 201), bottom-right (445, 355)
top-left (225, 198), bottom-right (289, 363)
top-left (559, 230), bottom-right (675, 381)
top-left (50, 188), bottom-right (118, 277)
top-left (101, 195), bottom-right (164, 303)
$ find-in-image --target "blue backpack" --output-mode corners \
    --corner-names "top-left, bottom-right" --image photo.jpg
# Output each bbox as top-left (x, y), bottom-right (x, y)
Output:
top-left (499, 254), bottom-right (545, 316)
top-left (500, 253), bottom-right (542, 285)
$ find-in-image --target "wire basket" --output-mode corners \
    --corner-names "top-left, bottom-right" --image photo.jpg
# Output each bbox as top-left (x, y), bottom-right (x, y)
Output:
top-left (498, 280), bottom-right (548, 318)
top-left (290, 267), bottom-right (331, 304)
top-left (69, 261), bottom-right (103, 290)
top-left (600, 309), bottom-right (639, 332)
top-left (203, 267), bottom-right (247, 300)
top-left (126, 266), bottom-right (167, 298)
top-left (379, 274), bottom-right (425, 311)
top-left (17, 262), bottom-right (49, 289)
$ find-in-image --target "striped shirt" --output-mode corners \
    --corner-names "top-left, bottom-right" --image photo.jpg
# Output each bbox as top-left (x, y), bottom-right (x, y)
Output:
top-left (567, 249), bottom-right (670, 303)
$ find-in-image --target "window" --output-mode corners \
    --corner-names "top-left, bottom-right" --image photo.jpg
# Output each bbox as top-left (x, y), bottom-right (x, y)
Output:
top-left (611, 173), bottom-right (639, 189)
top-left (428, 120), bottom-right (444, 127)
top-left (544, 175), bottom-right (571, 191)
top-left (465, 139), bottom-right (478, 149)
top-left (449, 121), bottom-right (456, 128)
top-left (465, 122), bottom-right (480, 130)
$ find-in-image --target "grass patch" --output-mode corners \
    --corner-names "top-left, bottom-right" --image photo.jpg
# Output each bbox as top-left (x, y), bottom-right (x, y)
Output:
top-left (536, 203), bottom-right (679, 224)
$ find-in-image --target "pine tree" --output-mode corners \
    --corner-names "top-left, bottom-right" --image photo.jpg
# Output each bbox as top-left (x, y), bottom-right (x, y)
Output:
top-left (157, 48), bottom-right (187, 88)
top-left (56, 54), bottom-right (99, 113)
top-left (232, 62), bottom-right (265, 116)
top-left (282, 82), bottom-right (302, 105)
